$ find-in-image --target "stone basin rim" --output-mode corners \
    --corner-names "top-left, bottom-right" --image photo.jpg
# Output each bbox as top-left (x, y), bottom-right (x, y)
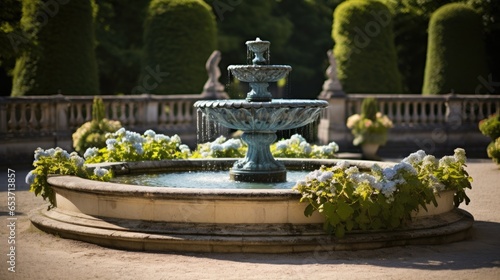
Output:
top-left (48, 158), bottom-right (394, 200)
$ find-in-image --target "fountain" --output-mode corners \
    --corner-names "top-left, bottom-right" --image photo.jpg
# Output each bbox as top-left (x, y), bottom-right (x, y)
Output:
top-left (29, 38), bottom-right (473, 253)
top-left (194, 38), bottom-right (328, 182)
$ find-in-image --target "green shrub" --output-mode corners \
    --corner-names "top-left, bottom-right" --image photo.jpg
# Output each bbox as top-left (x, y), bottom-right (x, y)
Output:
top-left (11, 0), bottom-right (99, 96)
top-left (72, 97), bottom-right (122, 155)
top-left (332, 0), bottom-right (402, 93)
top-left (361, 97), bottom-right (379, 121)
top-left (140, 0), bottom-right (216, 95)
top-left (422, 3), bottom-right (489, 95)
top-left (479, 114), bottom-right (500, 141)
top-left (486, 138), bottom-right (500, 165)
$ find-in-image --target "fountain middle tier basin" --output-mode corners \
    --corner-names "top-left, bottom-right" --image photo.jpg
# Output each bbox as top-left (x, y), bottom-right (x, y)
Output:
top-left (29, 159), bottom-right (473, 253)
top-left (194, 99), bottom-right (328, 131)
top-left (227, 65), bottom-right (291, 83)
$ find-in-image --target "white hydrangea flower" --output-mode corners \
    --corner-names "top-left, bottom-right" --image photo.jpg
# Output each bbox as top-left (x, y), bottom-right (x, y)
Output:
top-left (171, 134), bottom-right (181, 144)
top-left (345, 166), bottom-right (359, 176)
top-left (300, 142), bottom-right (312, 154)
top-left (317, 171), bottom-right (333, 183)
top-left (222, 139), bottom-right (241, 150)
top-left (210, 143), bottom-right (223, 152)
top-left (133, 143), bottom-right (144, 155)
top-left (179, 144), bottom-right (191, 154)
top-left (70, 153), bottom-right (85, 168)
top-left (275, 140), bottom-right (288, 151)
top-left (93, 167), bottom-right (109, 178)
top-left (115, 127), bottom-right (126, 136)
top-left (381, 180), bottom-right (397, 197)
top-left (402, 150), bottom-right (426, 165)
top-left (154, 134), bottom-right (169, 142)
top-left (336, 160), bottom-right (350, 169)
top-left (439, 156), bottom-right (456, 167)
top-left (328, 142), bottom-right (339, 153)
top-left (25, 170), bottom-right (37, 185)
top-left (454, 148), bottom-right (466, 163)
top-left (382, 167), bottom-right (397, 180)
top-left (393, 162), bottom-right (417, 175)
top-left (214, 135), bottom-right (227, 144)
top-left (290, 134), bottom-right (305, 145)
top-left (84, 147), bottom-right (99, 159)
top-left (144, 129), bottom-right (156, 138)
top-left (34, 147), bottom-right (50, 160)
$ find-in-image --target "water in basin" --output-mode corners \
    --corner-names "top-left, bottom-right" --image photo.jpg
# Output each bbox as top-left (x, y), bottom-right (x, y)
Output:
top-left (111, 170), bottom-right (309, 189)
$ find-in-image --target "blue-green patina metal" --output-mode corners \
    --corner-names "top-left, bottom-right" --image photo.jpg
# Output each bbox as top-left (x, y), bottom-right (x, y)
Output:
top-left (194, 38), bottom-right (328, 182)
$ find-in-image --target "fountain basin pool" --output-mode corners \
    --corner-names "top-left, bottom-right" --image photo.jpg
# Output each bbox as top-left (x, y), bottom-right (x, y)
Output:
top-left (29, 158), bottom-right (473, 253)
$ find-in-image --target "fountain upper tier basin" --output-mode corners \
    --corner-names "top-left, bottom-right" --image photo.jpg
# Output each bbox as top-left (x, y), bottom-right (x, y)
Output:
top-left (228, 65), bottom-right (292, 83)
top-left (194, 99), bottom-right (328, 131)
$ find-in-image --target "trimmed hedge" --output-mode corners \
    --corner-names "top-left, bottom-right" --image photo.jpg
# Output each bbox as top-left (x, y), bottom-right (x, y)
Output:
top-left (140, 0), bottom-right (216, 95)
top-left (422, 3), bottom-right (489, 95)
top-left (332, 0), bottom-right (402, 94)
top-left (11, 0), bottom-right (99, 96)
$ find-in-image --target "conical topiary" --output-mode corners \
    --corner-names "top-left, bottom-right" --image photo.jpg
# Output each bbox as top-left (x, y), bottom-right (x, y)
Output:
top-left (422, 3), bottom-right (489, 95)
top-left (332, 0), bottom-right (402, 94)
top-left (140, 0), bottom-right (216, 95)
top-left (11, 0), bottom-right (99, 96)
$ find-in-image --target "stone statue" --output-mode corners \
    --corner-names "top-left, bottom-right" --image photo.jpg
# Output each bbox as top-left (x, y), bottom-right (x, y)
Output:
top-left (319, 50), bottom-right (345, 98)
top-left (202, 50), bottom-right (228, 99)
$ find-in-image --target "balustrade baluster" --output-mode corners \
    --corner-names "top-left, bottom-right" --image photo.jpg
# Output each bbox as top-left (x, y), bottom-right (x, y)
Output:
top-left (40, 103), bottom-right (51, 133)
top-left (477, 100), bottom-right (485, 121)
top-left (8, 104), bottom-right (17, 131)
top-left (411, 101), bottom-right (419, 124)
top-left (28, 103), bottom-right (38, 131)
top-left (395, 101), bottom-right (402, 126)
top-left (75, 104), bottom-right (84, 125)
top-left (120, 103), bottom-right (127, 124)
top-left (404, 102), bottom-right (411, 125)
top-left (111, 102), bottom-right (119, 120)
top-left (128, 103), bottom-right (136, 127)
top-left (85, 103), bottom-right (92, 122)
top-left (159, 102), bottom-right (167, 125)
top-left (168, 101), bottom-right (176, 124)
top-left (428, 102), bottom-right (436, 124)
top-left (18, 103), bottom-right (28, 132)
top-left (437, 102), bottom-right (444, 123)
top-left (420, 101), bottom-right (427, 124)
top-left (386, 101), bottom-right (394, 121)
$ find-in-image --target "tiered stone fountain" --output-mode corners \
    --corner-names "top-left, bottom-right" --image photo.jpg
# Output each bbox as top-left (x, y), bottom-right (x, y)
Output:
top-left (195, 38), bottom-right (327, 182)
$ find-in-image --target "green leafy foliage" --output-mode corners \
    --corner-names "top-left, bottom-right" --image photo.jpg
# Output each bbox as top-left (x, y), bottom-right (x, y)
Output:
top-left (141, 0), bottom-right (216, 95)
top-left (83, 129), bottom-right (190, 163)
top-left (479, 114), bottom-right (500, 140)
top-left (479, 113), bottom-right (500, 165)
top-left (332, 0), bottom-right (402, 93)
top-left (294, 148), bottom-right (472, 238)
top-left (422, 3), bottom-right (489, 94)
top-left (72, 97), bottom-right (122, 155)
top-left (190, 134), bottom-right (339, 160)
top-left (486, 138), bottom-right (500, 165)
top-left (11, 0), bottom-right (99, 96)
top-left (25, 147), bottom-right (112, 208)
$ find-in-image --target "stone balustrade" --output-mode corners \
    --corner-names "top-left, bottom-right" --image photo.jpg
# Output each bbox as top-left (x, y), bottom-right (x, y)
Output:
top-left (318, 93), bottom-right (500, 157)
top-left (1, 93), bottom-right (498, 162)
top-left (1, 94), bottom-right (200, 137)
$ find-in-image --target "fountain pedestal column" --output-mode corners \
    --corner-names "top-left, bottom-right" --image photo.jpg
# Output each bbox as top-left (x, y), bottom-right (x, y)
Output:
top-left (230, 132), bottom-right (286, 182)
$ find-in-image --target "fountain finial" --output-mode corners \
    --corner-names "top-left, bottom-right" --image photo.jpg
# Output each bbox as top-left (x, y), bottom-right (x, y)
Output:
top-left (246, 37), bottom-right (270, 65)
